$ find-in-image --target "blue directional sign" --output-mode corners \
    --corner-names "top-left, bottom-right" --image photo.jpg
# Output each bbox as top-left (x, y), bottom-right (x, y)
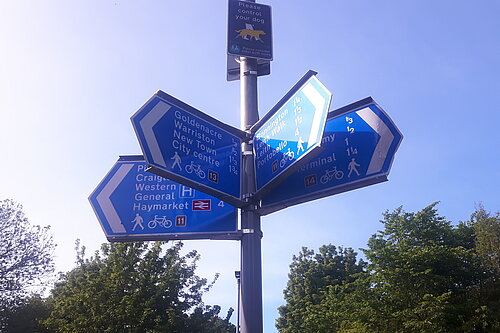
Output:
top-left (131, 90), bottom-right (246, 207)
top-left (89, 156), bottom-right (239, 242)
top-left (258, 97), bottom-right (403, 215)
top-left (252, 71), bottom-right (332, 195)
top-left (228, 0), bottom-right (272, 61)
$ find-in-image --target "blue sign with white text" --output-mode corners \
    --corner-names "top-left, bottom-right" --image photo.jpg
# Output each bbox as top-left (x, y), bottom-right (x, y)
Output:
top-left (258, 98), bottom-right (403, 215)
top-left (253, 73), bottom-right (332, 193)
top-left (131, 91), bottom-right (245, 206)
top-left (228, 0), bottom-right (272, 61)
top-left (89, 157), bottom-right (238, 242)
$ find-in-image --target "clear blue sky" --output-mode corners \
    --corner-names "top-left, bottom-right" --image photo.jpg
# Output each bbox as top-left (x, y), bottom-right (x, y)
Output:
top-left (1, 1), bottom-right (499, 331)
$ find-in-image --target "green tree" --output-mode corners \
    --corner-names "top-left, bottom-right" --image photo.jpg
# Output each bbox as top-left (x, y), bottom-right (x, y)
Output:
top-left (276, 245), bottom-right (366, 332)
top-left (4, 295), bottom-right (52, 333)
top-left (0, 199), bottom-right (55, 331)
top-left (277, 204), bottom-right (500, 333)
top-left (187, 305), bottom-right (235, 332)
top-left (362, 203), bottom-right (496, 332)
top-left (43, 241), bottom-right (235, 333)
top-left (471, 206), bottom-right (500, 272)
top-left (468, 206), bottom-right (500, 332)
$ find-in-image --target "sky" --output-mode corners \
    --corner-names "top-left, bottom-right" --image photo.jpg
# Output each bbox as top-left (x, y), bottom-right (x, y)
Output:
top-left (1, 0), bottom-right (499, 331)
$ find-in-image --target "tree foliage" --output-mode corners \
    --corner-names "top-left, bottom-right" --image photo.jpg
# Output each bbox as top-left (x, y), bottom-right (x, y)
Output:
top-left (468, 206), bottom-right (500, 331)
top-left (471, 206), bottom-right (500, 272)
top-left (41, 241), bottom-right (235, 333)
top-left (361, 203), bottom-right (488, 332)
top-left (277, 203), bottom-right (500, 332)
top-left (276, 245), bottom-right (366, 332)
top-left (4, 295), bottom-right (52, 333)
top-left (0, 199), bottom-right (55, 330)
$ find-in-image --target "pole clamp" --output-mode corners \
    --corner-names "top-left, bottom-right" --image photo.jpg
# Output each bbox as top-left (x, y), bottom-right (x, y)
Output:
top-left (241, 201), bottom-right (260, 212)
top-left (241, 131), bottom-right (254, 143)
top-left (242, 192), bottom-right (255, 199)
top-left (243, 70), bottom-right (258, 76)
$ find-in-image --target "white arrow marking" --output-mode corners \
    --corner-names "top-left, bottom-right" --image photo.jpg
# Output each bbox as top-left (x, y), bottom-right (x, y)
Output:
top-left (302, 77), bottom-right (331, 148)
top-left (356, 107), bottom-right (394, 174)
top-left (139, 100), bottom-right (171, 167)
top-left (96, 163), bottom-right (134, 233)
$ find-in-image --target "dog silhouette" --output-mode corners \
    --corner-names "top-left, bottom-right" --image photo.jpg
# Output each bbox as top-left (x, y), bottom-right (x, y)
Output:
top-left (235, 29), bottom-right (266, 42)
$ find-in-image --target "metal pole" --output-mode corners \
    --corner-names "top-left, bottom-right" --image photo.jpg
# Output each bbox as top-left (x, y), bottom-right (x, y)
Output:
top-left (235, 271), bottom-right (241, 332)
top-left (239, 51), bottom-right (263, 332)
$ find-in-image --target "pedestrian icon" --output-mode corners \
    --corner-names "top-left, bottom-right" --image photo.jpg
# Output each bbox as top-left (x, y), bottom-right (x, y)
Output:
top-left (348, 158), bottom-right (361, 177)
top-left (132, 213), bottom-right (144, 231)
top-left (171, 151), bottom-right (182, 171)
top-left (297, 136), bottom-right (304, 154)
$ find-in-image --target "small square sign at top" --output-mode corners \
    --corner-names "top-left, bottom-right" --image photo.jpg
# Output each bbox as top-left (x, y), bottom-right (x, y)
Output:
top-left (228, 0), bottom-right (272, 61)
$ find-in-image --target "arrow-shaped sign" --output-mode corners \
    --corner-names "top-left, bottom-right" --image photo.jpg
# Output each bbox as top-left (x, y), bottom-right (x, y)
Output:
top-left (131, 91), bottom-right (247, 207)
top-left (89, 156), bottom-right (239, 242)
top-left (258, 97), bottom-right (403, 215)
top-left (251, 70), bottom-right (332, 196)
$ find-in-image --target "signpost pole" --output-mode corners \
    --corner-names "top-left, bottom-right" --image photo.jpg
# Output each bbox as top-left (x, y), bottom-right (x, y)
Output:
top-left (239, 51), bottom-right (263, 332)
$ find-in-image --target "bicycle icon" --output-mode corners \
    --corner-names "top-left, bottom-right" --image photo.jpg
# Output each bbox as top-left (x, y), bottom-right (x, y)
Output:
top-left (279, 148), bottom-right (295, 168)
top-left (147, 215), bottom-right (173, 229)
top-left (320, 167), bottom-right (344, 184)
top-left (185, 161), bottom-right (205, 179)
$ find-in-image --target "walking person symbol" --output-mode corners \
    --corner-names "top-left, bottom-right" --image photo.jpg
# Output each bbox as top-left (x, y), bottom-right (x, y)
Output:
top-left (171, 151), bottom-right (182, 171)
top-left (348, 158), bottom-right (361, 177)
top-left (132, 213), bottom-right (144, 231)
top-left (297, 136), bottom-right (304, 155)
